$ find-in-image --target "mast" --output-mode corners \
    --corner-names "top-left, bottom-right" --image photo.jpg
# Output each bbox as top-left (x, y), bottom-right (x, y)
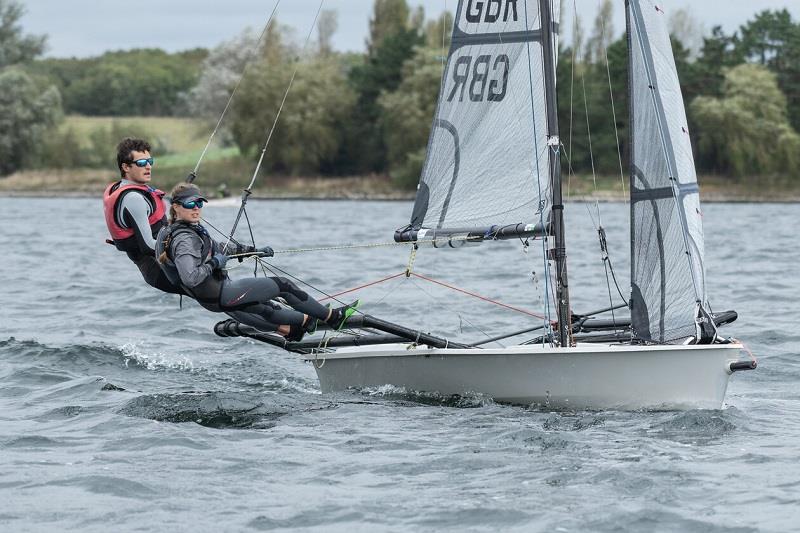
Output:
top-left (539, 0), bottom-right (571, 347)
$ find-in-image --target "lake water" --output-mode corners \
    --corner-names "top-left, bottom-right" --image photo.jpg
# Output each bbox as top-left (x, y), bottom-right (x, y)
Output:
top-left (1, 197), bottom-right (798, 532)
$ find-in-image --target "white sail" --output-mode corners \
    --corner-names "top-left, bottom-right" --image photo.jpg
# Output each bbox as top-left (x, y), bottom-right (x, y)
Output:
top-left (408, 0), bottom-right (559, 231)
top-left (628, 0), bottom-right (710, 343)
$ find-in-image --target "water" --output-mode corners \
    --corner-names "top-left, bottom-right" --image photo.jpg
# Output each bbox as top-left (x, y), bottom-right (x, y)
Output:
top-left (1, 197), bottom-right (798, 532)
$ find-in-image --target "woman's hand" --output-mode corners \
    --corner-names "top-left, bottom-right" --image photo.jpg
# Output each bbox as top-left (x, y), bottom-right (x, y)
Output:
top-left (208, 253), bottom-right (229, 270)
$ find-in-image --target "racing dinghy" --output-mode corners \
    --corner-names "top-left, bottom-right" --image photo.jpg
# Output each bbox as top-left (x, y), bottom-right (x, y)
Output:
top-left (216, 0), bottom-right (755, 410)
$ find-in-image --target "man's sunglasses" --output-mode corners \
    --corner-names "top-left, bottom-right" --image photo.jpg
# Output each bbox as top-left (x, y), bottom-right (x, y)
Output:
top-left (128, 157), bottom-right (154, 167)
top-left (179, 200), bottom-right (205, 209)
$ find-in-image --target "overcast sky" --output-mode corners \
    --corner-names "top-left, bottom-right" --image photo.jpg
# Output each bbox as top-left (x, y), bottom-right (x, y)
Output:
top-left (19, 0), bottom-right (800, 58)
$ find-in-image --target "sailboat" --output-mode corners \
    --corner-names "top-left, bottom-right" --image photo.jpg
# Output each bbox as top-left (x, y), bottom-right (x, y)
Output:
top-left (215, 0), bottom-right (756, 409)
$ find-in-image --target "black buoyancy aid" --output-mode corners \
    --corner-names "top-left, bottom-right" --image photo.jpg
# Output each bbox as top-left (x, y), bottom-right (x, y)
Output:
top-left (156, 222), bottom-right (225, 309)
top-left (103, 181), bottom-right (167, 260)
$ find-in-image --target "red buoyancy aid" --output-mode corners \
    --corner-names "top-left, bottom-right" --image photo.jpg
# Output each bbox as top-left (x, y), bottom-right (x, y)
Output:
top-left (103, 181), bottom-right (167, 257)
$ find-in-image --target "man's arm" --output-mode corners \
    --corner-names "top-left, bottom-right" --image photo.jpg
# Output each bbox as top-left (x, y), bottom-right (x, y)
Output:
top-left (119, 192), bottom-right (157, 253)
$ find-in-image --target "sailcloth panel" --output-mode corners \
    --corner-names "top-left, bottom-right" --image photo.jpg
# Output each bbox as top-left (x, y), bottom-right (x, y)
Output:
top-left (408, 0), bottom-right (557, 230)
top-left (628, 0), bottom-right (708, 343)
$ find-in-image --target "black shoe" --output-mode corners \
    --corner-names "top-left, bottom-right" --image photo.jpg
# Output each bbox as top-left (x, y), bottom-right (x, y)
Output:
top-left (286, 324), bottom-right (305, 342)
top-left (304, 316), bottom-right (319, 335)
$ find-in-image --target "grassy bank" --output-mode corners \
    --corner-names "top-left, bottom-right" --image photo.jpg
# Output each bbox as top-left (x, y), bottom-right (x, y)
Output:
top-left (2, 115), bottom-right (798, 201)
top-left (3, 167), bottom-right (799, 202)
top-left (0, 166), bottom-right (413, 200)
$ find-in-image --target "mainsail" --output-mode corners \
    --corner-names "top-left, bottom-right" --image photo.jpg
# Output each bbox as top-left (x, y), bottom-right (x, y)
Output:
top-left (627, 0), bottom-right (713, 343)
top-left (406, 0), bottom-right (560, 234)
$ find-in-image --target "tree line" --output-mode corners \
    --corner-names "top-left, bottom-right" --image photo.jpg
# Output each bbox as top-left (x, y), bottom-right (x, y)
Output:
top-left (2, 0), bottom-right (799, 184)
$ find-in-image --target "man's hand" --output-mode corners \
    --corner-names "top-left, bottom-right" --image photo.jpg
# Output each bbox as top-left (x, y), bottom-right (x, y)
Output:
top-left (257, 246), bottom-right (274, 257)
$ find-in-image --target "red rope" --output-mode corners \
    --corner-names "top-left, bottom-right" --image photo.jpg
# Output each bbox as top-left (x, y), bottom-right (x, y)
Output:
top-left (410, 272), bottom-right (553, 322)
top-left (320, 272), bottom-right (407, 301)
top-left (740, 341), bottom-right (758, 365)
top-left (320, 270), bottom-right (552, 323)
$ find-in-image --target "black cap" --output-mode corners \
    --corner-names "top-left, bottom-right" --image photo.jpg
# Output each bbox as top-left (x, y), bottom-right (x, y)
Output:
top-left (171, 185), bottom-right (208, 204)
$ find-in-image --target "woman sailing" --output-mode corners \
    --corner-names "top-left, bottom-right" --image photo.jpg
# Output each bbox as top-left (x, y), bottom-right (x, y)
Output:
top-left (156, 183), bottom-right (358, 341)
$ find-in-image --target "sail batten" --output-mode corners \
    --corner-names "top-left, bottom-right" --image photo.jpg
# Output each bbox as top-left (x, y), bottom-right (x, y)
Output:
top-left (628, 0), bottom-right (712, 343)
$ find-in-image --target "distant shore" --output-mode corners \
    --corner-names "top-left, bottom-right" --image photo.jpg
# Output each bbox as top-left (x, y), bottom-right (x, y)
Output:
top-left (1, 169), bottom-right (798, 203)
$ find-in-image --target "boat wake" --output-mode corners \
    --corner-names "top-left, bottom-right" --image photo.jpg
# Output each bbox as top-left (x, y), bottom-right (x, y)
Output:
top-left (647, 408), bottom-right (740, 445)
top-left (118, 391), bottom-right (336, 429)
top-left (119, 341), bottom-right (195, 371)
top-left (355, 383), bottom-right (496, 408)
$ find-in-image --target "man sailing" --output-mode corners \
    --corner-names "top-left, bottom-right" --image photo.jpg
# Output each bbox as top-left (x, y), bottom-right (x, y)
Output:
top-left (103, 138), bottom-right (183, 294)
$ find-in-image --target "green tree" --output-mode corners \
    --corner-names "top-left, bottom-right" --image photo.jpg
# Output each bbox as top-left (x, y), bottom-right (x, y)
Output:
top-left (558, 20), bottom-right (629, 180)
top-left (0, 0), bottom-right (62, 176)
top-left (0, 0), bottom-right (45, 68)
top-left (379, 46), bottom-right (445, 187)
top-left (344, 0), bottom-right (422, 174)
top-left (231, 54), bottom-right (355, 175)
top-left (0, 68), bottom-right (62, 174)
top-left (691, 64), bottom-right (800, 177)
top-left (48, 48), bottom-right (206, 116)
top-left (693, 27), bottom-right (743, 98)
top-left (735, 9), bottom-right (800, 131)
top-left (423, 10), bottom-right (453, 49)
top-left (367, 0), bottom-right (411, 55)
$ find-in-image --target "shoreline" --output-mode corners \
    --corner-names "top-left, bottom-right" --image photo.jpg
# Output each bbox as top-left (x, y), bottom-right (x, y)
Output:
top-left (3, 190), bottom-right (799, 203)
top-left (1, 170), bottom-right (798, 203)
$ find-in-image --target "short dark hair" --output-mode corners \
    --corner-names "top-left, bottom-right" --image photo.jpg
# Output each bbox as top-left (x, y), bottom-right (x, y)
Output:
top-left (117, 138), bottom-right (152, 177)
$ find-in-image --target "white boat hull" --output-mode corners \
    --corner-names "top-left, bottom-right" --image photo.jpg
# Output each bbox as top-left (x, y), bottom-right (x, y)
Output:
top-left (303, 342), bottom-right (746, 410)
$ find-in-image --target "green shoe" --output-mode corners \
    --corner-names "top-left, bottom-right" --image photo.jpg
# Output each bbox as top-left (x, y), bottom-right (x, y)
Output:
top-left (329, 299), bottom-right (361, 330)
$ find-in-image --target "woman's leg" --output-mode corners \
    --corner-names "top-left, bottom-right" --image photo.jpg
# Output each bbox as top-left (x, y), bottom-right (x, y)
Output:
top-left (221, 277), bottom-right (330, 321)
top-left (225, 309), bottom-right (282, 332)
top-left (270, 277), bottom-right (331, 319)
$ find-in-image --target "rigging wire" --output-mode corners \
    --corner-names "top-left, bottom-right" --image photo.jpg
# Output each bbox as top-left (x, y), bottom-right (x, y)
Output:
top-left (600, 17), bottom-right (627, 199)
top-left (409, 272), bottom-right (552, 322)
top-left (567, 1), bottom-right (578, 200)
top-left (190, 0), bottom-right (282, 182)
top-left (224, 0), bottom-right (326, 251)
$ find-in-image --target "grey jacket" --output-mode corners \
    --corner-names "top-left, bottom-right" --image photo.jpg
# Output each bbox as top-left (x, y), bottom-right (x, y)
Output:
top-left (170, 226), bottom-right (237, 289)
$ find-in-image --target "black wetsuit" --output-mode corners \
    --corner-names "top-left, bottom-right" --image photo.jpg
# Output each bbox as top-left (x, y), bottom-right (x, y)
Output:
top-left (158, 222), bottom-right (330, 332)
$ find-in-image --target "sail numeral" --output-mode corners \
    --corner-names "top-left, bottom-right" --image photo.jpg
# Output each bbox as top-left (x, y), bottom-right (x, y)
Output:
top-left (465, 0), bottom-right (519, 23)
top-left (447, 54), bottom-right (510, 103)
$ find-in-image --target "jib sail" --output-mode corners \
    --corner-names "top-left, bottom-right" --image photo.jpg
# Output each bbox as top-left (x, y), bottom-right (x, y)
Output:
top-left (627, 0), bottom-right (714, 343)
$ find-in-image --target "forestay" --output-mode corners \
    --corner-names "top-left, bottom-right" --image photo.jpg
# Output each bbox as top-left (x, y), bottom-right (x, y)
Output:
top-left (408, 0), bottom-right (560, 232)
top-left (627, 0), bottom-right (713, 343)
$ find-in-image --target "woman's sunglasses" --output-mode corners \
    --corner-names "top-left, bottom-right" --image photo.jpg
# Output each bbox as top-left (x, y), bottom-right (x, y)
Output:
top-left (129, 157), bottom-right (154, 167)
top-left (179, 200), bottom-right (205, 209)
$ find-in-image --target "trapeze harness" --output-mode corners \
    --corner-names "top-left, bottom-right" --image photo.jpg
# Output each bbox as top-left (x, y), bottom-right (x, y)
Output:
top-left (156, 222), bottom-right (226, 311)
top-left (103, 181), bottom-right (167, 261)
